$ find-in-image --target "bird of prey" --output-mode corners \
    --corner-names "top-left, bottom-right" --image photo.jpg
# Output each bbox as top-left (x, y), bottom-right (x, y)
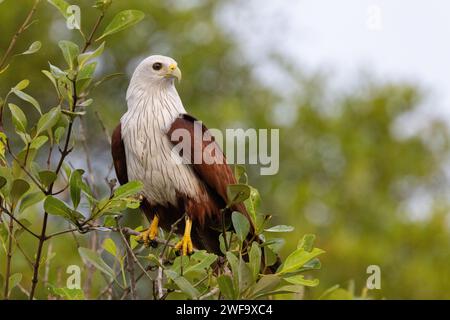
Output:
top-left (111, 55), bottom-right (256, 256)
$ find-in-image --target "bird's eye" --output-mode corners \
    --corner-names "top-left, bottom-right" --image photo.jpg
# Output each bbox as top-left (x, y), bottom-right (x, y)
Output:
top-left (152, 62), bottom-right (162, 71)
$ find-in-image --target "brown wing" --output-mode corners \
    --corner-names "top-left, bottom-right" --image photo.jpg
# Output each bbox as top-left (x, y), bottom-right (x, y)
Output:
top-left (167, 114), bottom-right (254, 231)
top-left (111, 123), bottom-right (128, 185)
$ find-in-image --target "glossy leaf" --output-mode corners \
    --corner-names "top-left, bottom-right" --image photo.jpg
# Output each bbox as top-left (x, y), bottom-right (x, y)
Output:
top-left (231, 211), bottom-right (250, 243)
top-left (77, 42), bottom-right (105, 67)
top-left (249, 241), bottom-right (261, 280)
top-left (8, 103), bottom-right (27, 133)
top-left (58, 40), bottom-right (79, 70)
top-left (10, 179), bottom-right (30, 204)
top-left (69, 169), bottom-right (84, 209)
top-left (283, 274), bottom-right (319, 287)
top-left (19, 191), bottom-right (45, 213)
top-left (36, 106), bottom-right (61, 135)
top-left (277, 247), bottom-right (325, 274)
top-left (11, 89), bottom-right (41, 114)
top-left (113, 181), bottom-right (143, 198)
top-left (165, 270), bottom-right (200, 299)
top-left (102, 238), bottom-right (117, 258)
top-left (19, 41), bottom-right (41, 55)
top-left (265, 225), bottom-right (294, 233)
top-left (217, 275), bottom-right (236, 300)
top-left (97, 10), bottom-right (145, 41)
top-left (226, 184), bottom-right (251, 206)
top-left (38, 170), bottom-right (57, 188)
top-left (78, 247), bottom-right (115, 279)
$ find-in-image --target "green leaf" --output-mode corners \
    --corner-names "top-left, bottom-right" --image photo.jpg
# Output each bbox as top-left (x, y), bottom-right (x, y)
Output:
top-left (8, 273), bottom-right (22, 294)
top-left (226, 252), bottom-right (239, 292)
top-left (19, 41), bottom-right (41, 55)
top-left (10, 179), bottom-right (30, 204)
top-left (113, 181), bottom-right (143, 198)
top-left (79, 247), bottom-right (115, 280)
top-left (244, 186), bottom-right (260, 224)
top-left (42, 70), bottom-right (59, 94)
top-left (165, 269), bottom-right (200, 299)
top-left (264, 225), bottom-right (294, 233)
top-left (49, 63), bottom-right (66, 78)
top-left (11, 89), bottom-right (41, 114)
top-left (238, 256), bottom-right (253, 293)
top-left (69, 169), bottom-right (84, 209)
top-left (44, 196), bottom-right (83, 223)
top-left (298, 234), bottom-right (316, 252)
top-left (231, 211), bottom-right (250, 243)
top-left (38, 170), bottom-right (57, 188)
top-left (54, 127), bottom-right (66, 144)
top-left (249, 242), bottom-right (261, 280)
top-left (19, 191), bottom-right (45, 213)
top-left (78, 62), bottom-right (97, 81)
top-left (263, 246), bottom-right (278, 267)
top-left (97, 10), bottom-right (145, 41)
top-left (183, 251), bottom-right (217, 275)
top-left (58, 40), bottom-right (79, 70)
top-left (48, 284), bottom-right (85, 300)
top-left (77, 98), bottom-right (93, 108)
top-left (14, 79), bottom-right (29, 91)
top-left (277, 247), bottom-right (325, 274)
top-left (144, 253), bottom-right (163, 267)
top-left (44, 195), bottom-right (71, 217)
top-left (76, 62), bottom-right (97, 92)
top-left (283, 274), bottom-right (319, 287)
top-left (8, 103), bottom-right (27, 133)
top-left (47, 0), bottom-right (70, 18)
top-left (77, 42), bottom-right (105, 68)
top-left (217, 275), bottom-right (236, 300)
top-left (234, 164), bottom-right (248, 183)
top-left (248, 274), bottom-right (281, 299)
top-left (226, 184), bottom-right (251, 206)
top-left (102, 238), bottom-right (117, 258)
top-left (30, 136), bottom-right (48, 150)
top-left (36, 107), bottom-right (61, 135)
top-left (300, 258), bottom-right (321, 272)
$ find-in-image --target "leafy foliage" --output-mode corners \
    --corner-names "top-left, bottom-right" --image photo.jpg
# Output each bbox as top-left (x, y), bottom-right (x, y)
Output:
top-left (0, 0), bottom-right (324, 300)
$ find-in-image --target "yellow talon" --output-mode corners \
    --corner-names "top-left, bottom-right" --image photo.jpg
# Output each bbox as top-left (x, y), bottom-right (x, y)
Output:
top-left (175, 216), bottom-right (194, 256)
top-left (137, 215), bottom-right (159, 247)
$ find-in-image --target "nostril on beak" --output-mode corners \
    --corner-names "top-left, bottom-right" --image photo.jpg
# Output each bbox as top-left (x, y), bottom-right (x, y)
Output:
top-left (169, 64), bottom-right (177, 71)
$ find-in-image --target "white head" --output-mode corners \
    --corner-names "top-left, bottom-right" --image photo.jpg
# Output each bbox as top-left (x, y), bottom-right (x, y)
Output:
top-left (125, 55), bottom-right (186, 116)
top-left (128, 55), bottom-right (182, 91)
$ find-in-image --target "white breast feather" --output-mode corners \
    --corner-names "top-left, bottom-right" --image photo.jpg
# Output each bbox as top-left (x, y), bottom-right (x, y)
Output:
top-left (121, 84), bottom-right (203, 206)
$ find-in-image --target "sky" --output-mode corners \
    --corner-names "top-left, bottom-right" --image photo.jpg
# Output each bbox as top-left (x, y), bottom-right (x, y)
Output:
top-left (218, 0), bottom-right (450, 127)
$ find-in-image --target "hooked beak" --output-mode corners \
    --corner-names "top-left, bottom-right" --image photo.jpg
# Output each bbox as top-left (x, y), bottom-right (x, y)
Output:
top-left (165, 63), bottom-right (182, 82)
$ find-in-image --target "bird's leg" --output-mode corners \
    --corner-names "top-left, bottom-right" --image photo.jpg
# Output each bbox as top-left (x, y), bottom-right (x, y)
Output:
top-left (174, 216), bottom-right (194, 256)
top-left (137, 215), bottom-right (159, 248)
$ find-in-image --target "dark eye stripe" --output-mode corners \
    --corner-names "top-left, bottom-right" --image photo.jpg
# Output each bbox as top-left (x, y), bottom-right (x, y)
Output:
top-left (152, 62), bottom-right (162, 71)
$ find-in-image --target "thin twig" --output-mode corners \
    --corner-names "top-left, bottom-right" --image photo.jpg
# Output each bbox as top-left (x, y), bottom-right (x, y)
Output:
top-left (82, 12), bottom-right (105, 52)
top-left (0, 204), bottom-right (40, 239)
top-left (0, 0), bottom-right (40, 70)
top-left (117, 223), bottom-right (153, 283)
top-left (6, 142), bottom-right (46, 194)
top-left (123, 233), bottom-right (137, 300)
top-left (3, 204), bottom-right (15, 299)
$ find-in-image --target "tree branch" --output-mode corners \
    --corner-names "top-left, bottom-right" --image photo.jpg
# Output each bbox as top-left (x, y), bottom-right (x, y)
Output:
top-left (0, 0), bottom-right (40, 70)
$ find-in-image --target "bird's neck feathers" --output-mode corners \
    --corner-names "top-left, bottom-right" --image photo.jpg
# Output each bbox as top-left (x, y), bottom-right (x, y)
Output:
top-left (122, 79), bottom-right (186, 131)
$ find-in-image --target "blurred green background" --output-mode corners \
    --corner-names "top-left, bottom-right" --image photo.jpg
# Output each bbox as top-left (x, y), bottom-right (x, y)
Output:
top-left (1, 0), bottom-right (449, 299)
